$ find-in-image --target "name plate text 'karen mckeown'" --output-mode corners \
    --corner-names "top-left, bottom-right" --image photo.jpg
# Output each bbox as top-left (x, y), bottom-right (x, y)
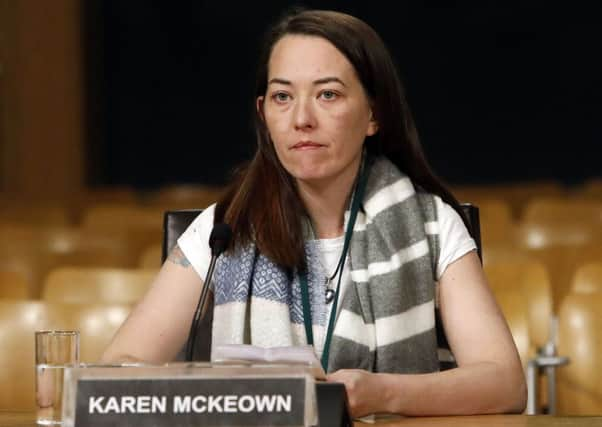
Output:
top-left (62, 365), bottom-right (316, 427)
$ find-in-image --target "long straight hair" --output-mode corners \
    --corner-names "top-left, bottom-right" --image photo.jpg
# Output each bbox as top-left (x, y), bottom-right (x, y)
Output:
top-left (215, 9), bottom-right (464, 269)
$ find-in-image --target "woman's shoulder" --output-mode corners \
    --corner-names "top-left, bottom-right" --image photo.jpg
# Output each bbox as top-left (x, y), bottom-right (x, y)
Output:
top-left (432, 195), bottom-right (477, 278)
top-left (188, 203), bottom-right (216, 227)
top-left (177, 202), bottom-right (216, 253)
top-left (175, 203), bottom-right (216, 280)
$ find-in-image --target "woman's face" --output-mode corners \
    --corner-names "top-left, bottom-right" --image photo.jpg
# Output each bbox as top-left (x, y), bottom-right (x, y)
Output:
top-left (259, 35), bottom-right (378, 186)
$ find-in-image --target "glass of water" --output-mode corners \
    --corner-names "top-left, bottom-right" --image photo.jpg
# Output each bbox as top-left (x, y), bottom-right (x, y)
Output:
top-left (35, 331), bottom-right (80, 425)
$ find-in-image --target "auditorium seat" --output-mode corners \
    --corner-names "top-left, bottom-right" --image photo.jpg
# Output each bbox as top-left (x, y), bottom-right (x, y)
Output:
top-left (0, 224), bottom-right (140, 297)
top-left (0, 198), bottom-right (71, 226)
top-left (0, 301), bottom-right (64, 410)
top-left (484, 260), bottom-right (553, 361)
top-left (452, 180), bottom-right (565, 220)
top-left (570, 262), bottom-right (602, 294)
top-left (82, 204), bottom-right (164, 231)
top-left (490, 289), bottom-right (531, 365)
top-left (81, 204), bottom-right (164, 256)
top-left (516, 224), bottom-right (601, 311)
top-left (0, 301), bottom-right (131, 410)
top-left (42, 267), bottom-right (157, 304)
top-left (138, 243), bottom-right (162, 269)
top-left (69, 186), bottom-right (138, 223)
top-left (145, 184), bottom-right (225, 211)
top-left (522, 197), bottom-right (602, 226)
top-left (557, 293), bottom-right (602, 414)
top-left (475, 199), bottom-right (516, 249)
top-left (0, 269), bottom-right (30, 299)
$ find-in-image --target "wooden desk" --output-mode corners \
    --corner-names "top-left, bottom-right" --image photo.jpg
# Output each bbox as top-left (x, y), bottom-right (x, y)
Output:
top-left (1, 412), bottom-right (601, 426)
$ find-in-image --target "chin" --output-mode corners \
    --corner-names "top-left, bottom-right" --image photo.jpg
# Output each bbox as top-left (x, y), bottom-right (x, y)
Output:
top-left (282, 161), bottom-right (328, 181)
top-left (292, 169), bottom-right (340, 186)
top-left (291, 171), bottom-right (327, 183)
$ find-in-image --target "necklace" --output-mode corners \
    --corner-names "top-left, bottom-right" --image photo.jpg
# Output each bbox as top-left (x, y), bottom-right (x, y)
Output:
top-left (309, 226), bottom-right (346, 304)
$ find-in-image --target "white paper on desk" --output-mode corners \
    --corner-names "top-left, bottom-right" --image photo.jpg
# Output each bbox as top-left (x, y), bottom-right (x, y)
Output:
top-left (211, 344), bottom-right (326, 379)
top-left (356, 414), bottom-right (404, 423)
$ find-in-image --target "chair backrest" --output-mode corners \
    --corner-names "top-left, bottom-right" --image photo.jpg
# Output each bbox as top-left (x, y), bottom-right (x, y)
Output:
top-left (0, 269), bottom-right (30, 299)
top-left (0, 301), bottom-right (131, 410)
top-left (491, 289), bottom-right (531, 366)
top-left (82, 204), bottom-right (165, 231)
top-left (557, 293), bottom-right (602, 414)
top-left (42, 267), bottom-right (157, 304)
top-left (571, 262), bottom-right (602, 294)
top-left (522, 197), bottom-right (602, 225)
top-left (162, 209), bottom-right (204, 261)
top-left (0, 224), bottom-right (141, 297)
top-left (460, 203), bottom-right (482, 261)
top-left (0, 199), bottom-right (70, 226)
top-left (82, 204), bottom-right (164, 256)
top-left (162, 204), bottom-right (483, 262)
top-left (484, 260), bottom-right (553, 356)
top-left (452, 180), bottom-right (565, 220)
top-left (514, 243), bottom-right (602, 312)
top-left (147, 185), bottom-right (225, 211)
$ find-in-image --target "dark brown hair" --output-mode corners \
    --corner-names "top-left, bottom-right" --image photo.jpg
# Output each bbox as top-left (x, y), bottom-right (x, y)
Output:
top-left (215, 9), bottom-right (463, 269)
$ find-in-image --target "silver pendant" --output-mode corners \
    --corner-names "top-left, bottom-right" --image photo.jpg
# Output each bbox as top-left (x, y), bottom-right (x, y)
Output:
top-left (325, 288), bottom-right (335, 304)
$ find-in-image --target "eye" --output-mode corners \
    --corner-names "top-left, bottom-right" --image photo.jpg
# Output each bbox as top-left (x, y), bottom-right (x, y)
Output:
top-left (271, 92), bottom-right (291, 103)
top-left (319, 90), bottom-right (338, 101)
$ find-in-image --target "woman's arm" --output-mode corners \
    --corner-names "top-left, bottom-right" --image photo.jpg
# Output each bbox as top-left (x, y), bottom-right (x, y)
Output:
top-left (101, 245), bottom-right (204, 364)
top-left (327, 250), bottom-right (527, 417)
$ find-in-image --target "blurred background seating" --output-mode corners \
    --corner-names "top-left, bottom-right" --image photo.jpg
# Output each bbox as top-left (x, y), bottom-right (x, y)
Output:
top-left (557, 293), bottom-right (602, 415)
top-left (81, 204), bottom-right (165, 257)
top-left (138, 243), bottom-right (163, 269)
top-left (42, 266), bottom-right (157, 304)
top-left (0, 269), bottom-right (30, 299)
top-left (0, 198), bottom-right (71, 226)
top-left (452, 180), bottom-right (566, 220)
top-left (0, 224), bottom-right (141, 298)
top-left (484, 260), bottom-right (553, 363)
top-left (142, 184), bottom-right (225, 211)
top-left (0, 301), bottom-right (131, 410)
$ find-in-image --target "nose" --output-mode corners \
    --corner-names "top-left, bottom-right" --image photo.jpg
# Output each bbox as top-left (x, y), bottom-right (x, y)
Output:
top-left (293, 97), bottom-right (317, 131)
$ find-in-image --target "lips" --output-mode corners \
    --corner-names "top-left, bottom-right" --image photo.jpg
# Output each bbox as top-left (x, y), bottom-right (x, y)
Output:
top-left (291, 141), bottom-right (325, 150)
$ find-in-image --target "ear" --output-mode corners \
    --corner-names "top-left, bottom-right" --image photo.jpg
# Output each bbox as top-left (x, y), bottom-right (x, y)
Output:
top-left (256, 96), bottom-right (265, 121)
top-left (366, 111), bottom-right (379, 136)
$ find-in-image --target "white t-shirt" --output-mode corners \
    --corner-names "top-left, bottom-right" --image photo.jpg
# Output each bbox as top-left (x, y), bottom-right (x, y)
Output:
top-left (178, 197), bottom-right (476, 356)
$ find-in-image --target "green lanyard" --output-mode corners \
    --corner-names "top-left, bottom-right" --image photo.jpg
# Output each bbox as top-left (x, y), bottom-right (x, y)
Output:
top-left (299, 159), bottom-right (369, 372)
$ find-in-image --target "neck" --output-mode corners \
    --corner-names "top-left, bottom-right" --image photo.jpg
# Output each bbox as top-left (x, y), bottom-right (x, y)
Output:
top-left (297, 161), bottom-right (360, 239)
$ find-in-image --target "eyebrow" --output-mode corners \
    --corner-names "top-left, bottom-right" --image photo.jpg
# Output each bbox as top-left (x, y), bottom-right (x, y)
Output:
top-left (268, 77), bottom-right (346, 87)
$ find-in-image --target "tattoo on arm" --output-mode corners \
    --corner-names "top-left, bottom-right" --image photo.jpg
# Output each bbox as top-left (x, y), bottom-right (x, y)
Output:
top-left (167, 245), bottom-right (191, 267)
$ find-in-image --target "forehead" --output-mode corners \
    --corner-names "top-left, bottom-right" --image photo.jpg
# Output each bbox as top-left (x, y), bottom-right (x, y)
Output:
top-left (268, 35), bottom-right (356, 81)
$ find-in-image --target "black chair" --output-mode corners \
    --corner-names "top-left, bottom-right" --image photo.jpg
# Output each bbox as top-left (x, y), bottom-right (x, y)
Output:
top-left (162, 205), bottom-right (481, 426)
top-left (161, 209), bottom-right (203, 262)
top-left (161, 204), bottom-right (482, 360)
top-left (460, 203), bottom-right (482, 262)
top-left (162, 209), bottom-right (212, 361)
top-left (162, 204), bottom-right (482, 262)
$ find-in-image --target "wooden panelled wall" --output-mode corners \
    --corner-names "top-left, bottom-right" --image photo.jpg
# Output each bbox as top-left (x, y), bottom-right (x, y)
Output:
top-left (0, 0), bottom-right (84, 199)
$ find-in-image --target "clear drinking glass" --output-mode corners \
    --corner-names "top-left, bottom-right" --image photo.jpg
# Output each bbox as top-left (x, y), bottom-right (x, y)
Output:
top-left (35, 331), bottom-right (80, 425)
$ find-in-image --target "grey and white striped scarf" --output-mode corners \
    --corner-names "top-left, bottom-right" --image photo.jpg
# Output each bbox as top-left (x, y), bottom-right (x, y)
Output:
top-left (210, 156), bottom-right (454, 374)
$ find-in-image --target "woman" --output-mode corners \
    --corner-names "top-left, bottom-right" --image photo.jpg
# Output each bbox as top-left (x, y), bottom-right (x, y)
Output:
top-left (102, 9), bottom-right (527, 417)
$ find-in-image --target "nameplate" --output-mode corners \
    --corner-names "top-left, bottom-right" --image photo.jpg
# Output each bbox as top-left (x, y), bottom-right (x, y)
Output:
top-left (63, 364), bottom-right (316, 427)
